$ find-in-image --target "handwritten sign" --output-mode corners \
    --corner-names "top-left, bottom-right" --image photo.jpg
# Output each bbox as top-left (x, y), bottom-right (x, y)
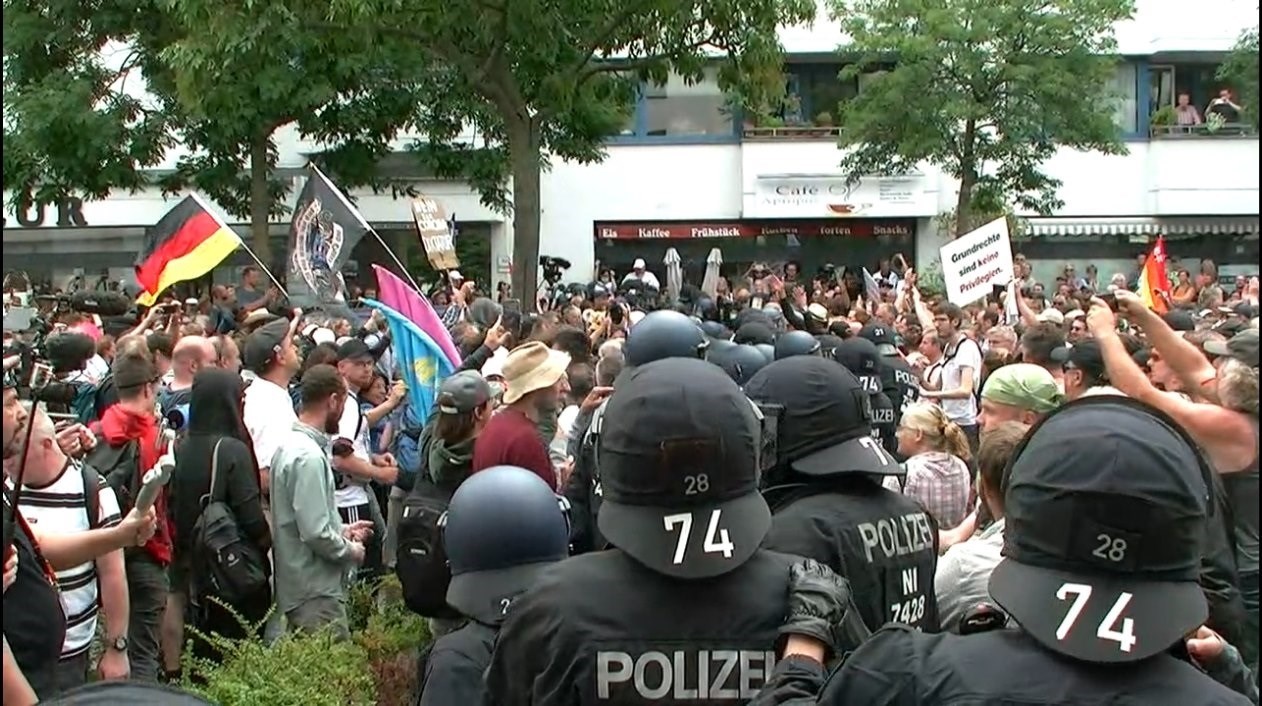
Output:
top-left (410, 196), bottom-right (459, 271)
top-left (939, 217), bottom-right (1014, 305)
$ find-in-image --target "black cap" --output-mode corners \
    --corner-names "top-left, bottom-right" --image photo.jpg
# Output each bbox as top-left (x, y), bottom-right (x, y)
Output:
top-left (437, 371), bottom-right (492, 415)
top-left (596, 358), bottom-right (770, 579)
top-left (859, 323), bottom-right (898, 356)
top-left (1050, 339), bottom-right (1106, 381)
top-left (243, 318), bottom-right (289, 373)
top-left (336, 338), bottom-right (375, 363)
top-left (1161, 309), bottom-right (1196, 333)
top-left (744, 357), bottom-right (900, 477)
top-left (989, 396), bottom-right (1210, 664)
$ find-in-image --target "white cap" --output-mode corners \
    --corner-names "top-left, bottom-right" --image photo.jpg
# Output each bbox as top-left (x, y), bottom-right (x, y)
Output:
top-left (481, 347), bottom-right (508, 378)
top-left (1037, 309), bottom-right (1065, 325)
top-left (449, 270), bottom-right (464, 281)
top-left (632, 258), bottom-right (646, 270)
top-left (312, 327), bottom-right (336, 345)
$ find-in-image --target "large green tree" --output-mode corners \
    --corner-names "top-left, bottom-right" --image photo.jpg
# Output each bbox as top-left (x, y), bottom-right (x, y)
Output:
top-left (3, 0), bottom-right (427, 266)
top-left (830, 0), bottom-right (1134, 236)
top-left (1218, 24), bottom-right (1259, 128)
top-left (253, 0), bottom-right (814, 301)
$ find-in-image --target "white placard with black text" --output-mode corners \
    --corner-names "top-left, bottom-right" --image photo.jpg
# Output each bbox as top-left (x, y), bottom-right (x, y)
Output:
top-left (939, 218), bottom-right (1015, 306)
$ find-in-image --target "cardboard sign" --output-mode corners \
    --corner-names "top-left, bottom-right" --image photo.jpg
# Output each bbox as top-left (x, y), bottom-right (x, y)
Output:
top-left (410, 196), bottom-right (459, 271)
top-left (939, 217), bottom-right (1015, 305)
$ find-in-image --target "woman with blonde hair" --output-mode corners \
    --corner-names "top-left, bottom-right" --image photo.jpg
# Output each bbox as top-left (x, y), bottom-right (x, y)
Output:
top-left (884, 402), bottom-right (973, 529)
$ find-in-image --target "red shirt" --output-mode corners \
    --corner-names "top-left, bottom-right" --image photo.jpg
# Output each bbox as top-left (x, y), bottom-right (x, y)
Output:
top-left (471, 408), bottom-right (556, 491)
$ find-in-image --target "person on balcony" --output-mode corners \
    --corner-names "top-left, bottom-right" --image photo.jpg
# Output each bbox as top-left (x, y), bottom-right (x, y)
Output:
top-left (1176, 92), bottom-right (1203, 127)
top-left (1206, 89), bottom-right (1242, 124)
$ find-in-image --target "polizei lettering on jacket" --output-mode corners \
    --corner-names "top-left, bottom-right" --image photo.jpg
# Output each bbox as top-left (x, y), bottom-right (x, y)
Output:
top-left (856, 511), bottom-right (934, 563)
top-left (596, 649), bottom-right (777, 700)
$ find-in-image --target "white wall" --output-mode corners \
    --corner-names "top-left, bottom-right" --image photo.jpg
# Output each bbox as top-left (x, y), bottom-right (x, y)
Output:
top-left (536, 145), bottom-right (743, 278)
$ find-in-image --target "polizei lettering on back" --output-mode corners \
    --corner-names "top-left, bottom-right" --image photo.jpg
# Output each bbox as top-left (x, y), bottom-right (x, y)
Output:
top-left (856, 512), bottom-right (934, 563)
top-left (596, 649), bottom-right (777, 701)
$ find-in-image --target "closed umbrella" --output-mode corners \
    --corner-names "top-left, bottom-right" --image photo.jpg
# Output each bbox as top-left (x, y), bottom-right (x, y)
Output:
top-left (664, 248), bottom-right (682, 304)
top-left (701, 248), bottom-right (724, 298)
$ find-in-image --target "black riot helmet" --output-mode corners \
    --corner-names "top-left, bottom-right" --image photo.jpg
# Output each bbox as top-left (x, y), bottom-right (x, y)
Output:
top-left (442, 466), bottom-right (571, 624)
top-left (623, 309), bottom-right (709, 367)
top-left (699, 320), bottom-right (731, 340)
top-left (774, 330), bottom-right (822, 360)
top-left (710, 343), bottom-right (771, 386)
top-left (754, 343), bottom-right (776, 364)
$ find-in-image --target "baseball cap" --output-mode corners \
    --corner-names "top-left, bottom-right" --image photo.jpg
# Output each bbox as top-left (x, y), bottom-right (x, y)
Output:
top-left (1203, 328), bottom-right (1259, 368)
top-left (336, 338), bottom-right (375, 363)
top-left (596, 358), bottom-right (770, 579)
top-left (989, 396), bottom-right (1210, 664)
top-left (744, 356), bottom-right (900, 477)
top-left (448, 269), bottom-right (464, 282)
top-left (242, 318), bottom-right (289, 373)
top-left (859, 323), bottom-right (898, 356)
top-left (437, 371), bottom-right (492, 415)
top-left (1161, 309), bottom-right (1196, 333)
top-left (1036, 308), bottom-right (1065, 325)
top-left (1050, 340), bottom-right (1106, 382)
top-left (632, 258), bottom-right (646, 270)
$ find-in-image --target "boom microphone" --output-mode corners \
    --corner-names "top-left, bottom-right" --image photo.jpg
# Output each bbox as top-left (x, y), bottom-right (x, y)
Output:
top-left (68, 291), bottom-right (133, 317)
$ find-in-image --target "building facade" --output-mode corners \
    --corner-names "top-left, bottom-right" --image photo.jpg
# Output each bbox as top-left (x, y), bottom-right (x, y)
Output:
top-left (3, 0), bottom-right (1258, 292)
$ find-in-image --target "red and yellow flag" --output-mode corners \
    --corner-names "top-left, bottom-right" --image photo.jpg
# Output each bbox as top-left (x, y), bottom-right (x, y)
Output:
top-left (1137, 235), bottom-right (1170, 314)
top-left (134, 196), bottom-right (241, 306)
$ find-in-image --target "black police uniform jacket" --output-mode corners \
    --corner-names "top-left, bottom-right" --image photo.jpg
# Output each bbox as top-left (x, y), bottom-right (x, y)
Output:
top-left (563, 404), bottom-right (606, 555)
top-left (879, 354), bottom-right (918, 423)
top-left (868, 391), bottom-right (899, 457)
top-left (418, 620), bottom-right (495, 706)
top-left (762, 476), bottom-right (940, 633)
top-left (747, 625), bottom-right (1255, 706)
top-left (483, 548), bottom-right (799, 705)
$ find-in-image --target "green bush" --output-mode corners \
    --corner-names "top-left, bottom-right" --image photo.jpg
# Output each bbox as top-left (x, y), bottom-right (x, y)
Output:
top-left (350, 577), bottom-right (432, 706)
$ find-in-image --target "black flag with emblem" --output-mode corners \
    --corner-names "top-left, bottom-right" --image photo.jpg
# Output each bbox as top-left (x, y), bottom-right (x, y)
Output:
top-left (285, 165), bottom-right (372, 308)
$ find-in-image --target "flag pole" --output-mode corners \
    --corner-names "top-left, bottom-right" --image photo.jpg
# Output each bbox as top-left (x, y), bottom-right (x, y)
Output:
top-left (307, 164), bottom-right (427, 298)
top-left (187, 192), bottom-right (289, 298)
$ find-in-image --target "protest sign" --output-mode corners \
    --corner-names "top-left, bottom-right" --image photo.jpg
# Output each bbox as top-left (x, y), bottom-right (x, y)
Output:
top-left (410, 196), bottom-right (459, 271)
top-left (939, 217), bottom-right (1015, 305)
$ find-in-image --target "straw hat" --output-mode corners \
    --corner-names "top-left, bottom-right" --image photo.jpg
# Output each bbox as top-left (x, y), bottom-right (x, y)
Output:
top-left (501, 341), bottom-right (571, 405)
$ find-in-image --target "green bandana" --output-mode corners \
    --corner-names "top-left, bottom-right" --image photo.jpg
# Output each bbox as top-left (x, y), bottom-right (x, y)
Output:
top-left (982, 363), bottom-right (1064, 413)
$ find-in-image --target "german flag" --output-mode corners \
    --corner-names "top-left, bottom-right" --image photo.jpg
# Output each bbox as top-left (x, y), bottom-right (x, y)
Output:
top-left (135, 196), bottom-right (240, 306)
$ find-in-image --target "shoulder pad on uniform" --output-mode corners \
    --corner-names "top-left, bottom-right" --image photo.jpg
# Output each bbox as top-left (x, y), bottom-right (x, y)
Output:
top-left (958, 602), bottom-right (1008, 635)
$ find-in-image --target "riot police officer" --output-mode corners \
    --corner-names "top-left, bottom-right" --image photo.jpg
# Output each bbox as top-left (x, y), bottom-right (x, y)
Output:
top-left (418, 466), bottom-right (570, 705)
top-left (709, 343), bottom-right (771, 386)
top-left (860, 323), bottom-right (917, 424)
top-left (834, 336), bottom-right (898, 455)
top-left (565, 310), bottom-right (709, 555)
top-left (774, 331), bottom-right (822, 360)
top-left (752, 396), bottom-right (1257, 705)
top-left (484, 358), bottom-right (805, 704)
top-left (745, 356), bottom-right (940, 634)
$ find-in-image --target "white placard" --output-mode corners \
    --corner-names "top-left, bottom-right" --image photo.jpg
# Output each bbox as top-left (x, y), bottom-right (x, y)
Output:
top-left (939, 217), bottom-right (1015, 305)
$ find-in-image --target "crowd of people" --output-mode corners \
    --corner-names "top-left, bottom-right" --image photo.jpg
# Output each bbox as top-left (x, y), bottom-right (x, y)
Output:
top-left (1, 250), bottom-right (1259, 705)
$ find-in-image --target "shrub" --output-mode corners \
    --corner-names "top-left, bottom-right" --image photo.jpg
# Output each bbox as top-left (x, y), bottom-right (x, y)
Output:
top-left (350, 577), bottom-right (432, 706)
top-left (181, 602), bottom-right (375, 706)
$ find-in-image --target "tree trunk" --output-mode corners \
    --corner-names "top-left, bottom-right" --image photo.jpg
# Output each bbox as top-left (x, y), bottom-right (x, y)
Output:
top-left (505, 115), bottom-right (543, 306)
top-left (954, 118), bottom-right (977, 238)
top-left (249, 132), bottom-right (272, 268)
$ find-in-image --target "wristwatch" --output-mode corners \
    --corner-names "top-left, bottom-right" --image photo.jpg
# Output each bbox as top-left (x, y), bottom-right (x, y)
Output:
top-left (108, 635), bottom-right (129, 652)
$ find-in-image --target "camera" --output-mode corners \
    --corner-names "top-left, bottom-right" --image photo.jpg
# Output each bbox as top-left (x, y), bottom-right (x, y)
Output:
top-left (539, 256), bottom-right (572, 286)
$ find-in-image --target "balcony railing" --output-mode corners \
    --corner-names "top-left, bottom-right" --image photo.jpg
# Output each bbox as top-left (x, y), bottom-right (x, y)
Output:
top-left (1149, 123), bottom-right (1258, 138)
top-left (741, 125), bottom-right (842, 141)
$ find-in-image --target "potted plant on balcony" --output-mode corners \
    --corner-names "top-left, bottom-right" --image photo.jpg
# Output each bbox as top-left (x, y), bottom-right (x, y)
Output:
top-left (1149, 105), bottom-right (1177, 137)
top-left (813, 112), bottom-right (834, 136)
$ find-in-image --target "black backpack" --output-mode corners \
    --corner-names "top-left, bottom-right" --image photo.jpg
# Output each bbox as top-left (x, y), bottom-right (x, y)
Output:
top-left (84, 436), bottom-right (141, 515)
top-left (191, 440), bottom-right (270, 606)
top-left (395, 477), bottom-right (460, 619)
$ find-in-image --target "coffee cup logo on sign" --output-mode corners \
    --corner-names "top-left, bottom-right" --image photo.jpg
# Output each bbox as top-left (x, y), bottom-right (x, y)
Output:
top-left (411, 196), bottom-right (460, 271)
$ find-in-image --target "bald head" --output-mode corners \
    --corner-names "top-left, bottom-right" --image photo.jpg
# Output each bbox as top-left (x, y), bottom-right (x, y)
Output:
top-left (172, 335), bottom-right (215, 384)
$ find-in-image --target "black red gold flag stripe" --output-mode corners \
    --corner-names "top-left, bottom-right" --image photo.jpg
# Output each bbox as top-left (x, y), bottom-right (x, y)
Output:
top-left (134, 196), bottom-right (240, 306)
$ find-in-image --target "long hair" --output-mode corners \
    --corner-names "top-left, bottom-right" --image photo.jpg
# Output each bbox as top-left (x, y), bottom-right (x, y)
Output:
top-left (900, 402), bottom-right (972, 461)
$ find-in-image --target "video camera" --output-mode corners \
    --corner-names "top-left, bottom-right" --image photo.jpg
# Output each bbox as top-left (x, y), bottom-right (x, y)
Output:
top-left (539, 256), bottom-right (571, 286)
top-left (34, 291), bottom-right (133, 318)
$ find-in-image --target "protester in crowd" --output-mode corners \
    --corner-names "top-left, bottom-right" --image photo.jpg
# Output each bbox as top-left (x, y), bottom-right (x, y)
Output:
top-left (158, 336), bottom-right (214, 411)
top-left (919, 302), bottom-right (983, 453)
top-left (933, 421), bottom-right (1028, 633)
top-left (884, 402), bottom-right (972, 530)
top-left (241, 315), bottom-right (302, 500)
top-left (268, 364), bottom-right (369, 639)
top-left (975, 363), bottom-right (1064, 433)
top-left (471, 342), bottom-right (570, 490)
top-left (166, 368), bottom-right (271, 671)
top-left (15, 405), bottom-right (129, 690)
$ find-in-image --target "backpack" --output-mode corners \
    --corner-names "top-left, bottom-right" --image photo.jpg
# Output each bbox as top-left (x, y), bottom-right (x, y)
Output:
top-left (70, 380), bottom-right (99, 425)
top-left (191, 440), bottom-right (270, 606)
top-left (83, 436), bottom-right (142, 515)
top-left (80, 464), bottom-right (103, 530)
top-left (391, 407), bottom-right (428, 493)
top-left (395, 477), bottom-right (460, 619)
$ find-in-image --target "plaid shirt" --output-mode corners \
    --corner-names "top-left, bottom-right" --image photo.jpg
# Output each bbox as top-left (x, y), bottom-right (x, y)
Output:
top-left (885, 451), bottom-right (972, 530)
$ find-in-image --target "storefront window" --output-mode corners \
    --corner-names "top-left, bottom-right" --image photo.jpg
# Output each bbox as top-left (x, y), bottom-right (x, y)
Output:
top-left (642, 68), bottom-right (732, 137)
top-left (593, 220), bottom-right (915, 284)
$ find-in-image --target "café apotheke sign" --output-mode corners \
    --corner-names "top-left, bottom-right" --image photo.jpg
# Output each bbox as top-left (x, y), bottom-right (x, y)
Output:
top-left (745, 174), bottom-right (937, 219)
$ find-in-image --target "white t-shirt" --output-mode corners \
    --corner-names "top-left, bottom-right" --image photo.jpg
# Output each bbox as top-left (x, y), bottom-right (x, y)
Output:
top-left (243, 376), bottom-right (297, 471)
top-left (939, 336), bottom-right (982, 426)
top-left (17, 462), bottom-right (122, 658)
top-left (334, 389), bottom-right (371, 508)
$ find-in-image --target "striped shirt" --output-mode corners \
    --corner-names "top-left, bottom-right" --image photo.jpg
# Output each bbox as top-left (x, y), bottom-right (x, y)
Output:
top-left (19, 460), bottom-right (122, 659)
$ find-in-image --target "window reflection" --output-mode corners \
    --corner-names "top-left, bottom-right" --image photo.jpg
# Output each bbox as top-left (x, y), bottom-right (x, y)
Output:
top-left (643, 68), bottom-right (732, 137)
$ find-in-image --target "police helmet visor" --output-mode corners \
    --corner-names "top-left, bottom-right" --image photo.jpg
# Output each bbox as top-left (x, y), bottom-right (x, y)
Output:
top-left (446, 561), bottom-right (560, 625)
